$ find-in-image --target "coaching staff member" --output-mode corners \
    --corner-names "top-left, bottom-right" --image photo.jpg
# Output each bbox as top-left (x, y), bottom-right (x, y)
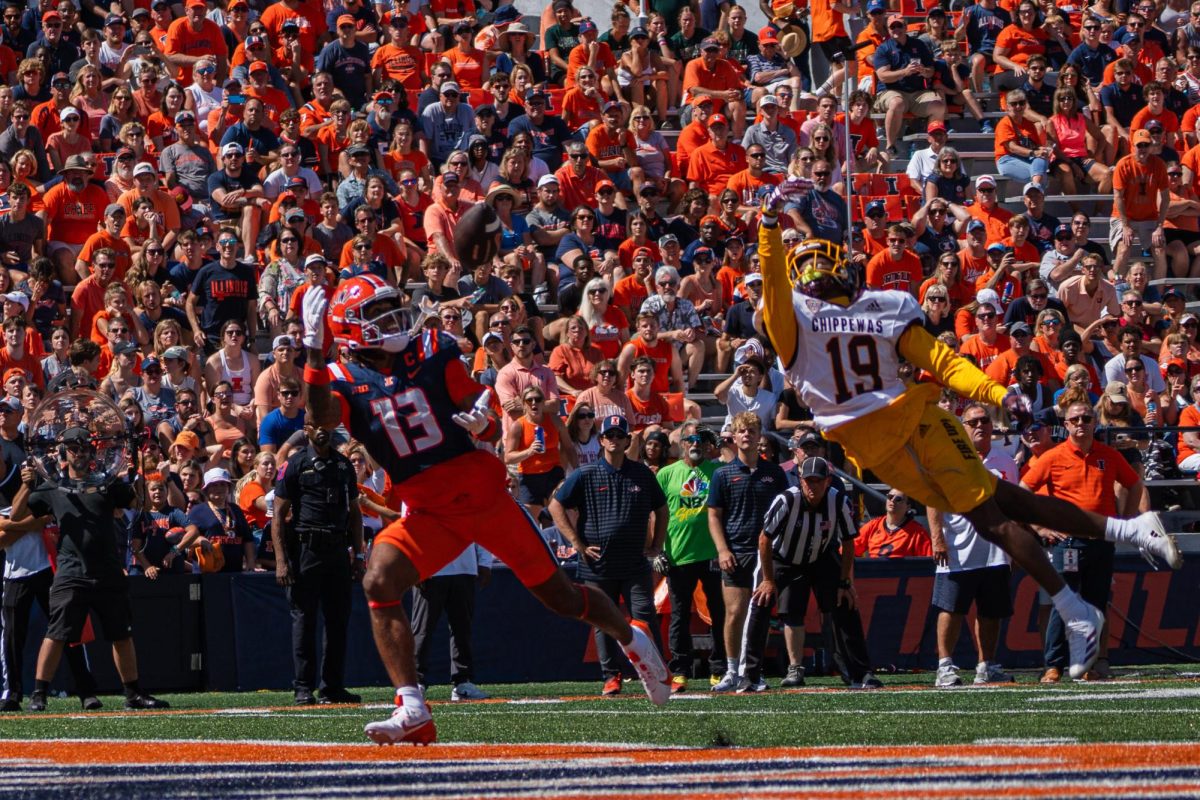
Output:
top-left (13, 428), bottom-right (167, 712)
top-left (742, 456), bottom-right (878, 691)
top-left (708, 411), bottom-right (787, 693)
top-left (273, 421), bottom-right (366, 706)
top-left (550, 414), bottom-right (668, 698)
top-left (1022, 400), bottom-right (1147, 683)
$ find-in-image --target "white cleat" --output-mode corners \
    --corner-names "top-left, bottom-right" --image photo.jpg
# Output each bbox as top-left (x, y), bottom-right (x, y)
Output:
top-left (450, 682), bottom-right (489, 702)
top-left (1131, 511), bottom-right (1183, 570)
top-left (363, 703), bottom-right (437, 746)
top-left (711, 672), bottom-right (742, 693)
top-left (1066, 603), bottom-right (1106, 680)
top-left (622, 619), bottom-right (671, 706)
top-left (974, 663), bottom-right (1014, 685)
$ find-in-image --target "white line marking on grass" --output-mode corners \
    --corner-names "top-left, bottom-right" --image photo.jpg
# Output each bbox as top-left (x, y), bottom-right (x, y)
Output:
top-left (973, 737), bottom-right (1080, 745)
top-left (667, 694), bottom-right (714, 701)
top-left (507, 699), bottom-right (566, 704)
top-left (1030, 687), bottom-right (1200, 702)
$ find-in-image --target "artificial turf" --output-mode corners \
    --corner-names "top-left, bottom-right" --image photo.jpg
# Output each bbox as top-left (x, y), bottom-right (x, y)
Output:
top-left (2, 669), bottom-right (1200, 748)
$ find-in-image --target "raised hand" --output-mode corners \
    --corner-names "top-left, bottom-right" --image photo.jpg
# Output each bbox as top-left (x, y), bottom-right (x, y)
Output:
top-left (301, 285), bottom-right (327, 351)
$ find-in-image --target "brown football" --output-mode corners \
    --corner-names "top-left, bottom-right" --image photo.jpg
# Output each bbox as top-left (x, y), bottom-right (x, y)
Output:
top-left (453, 201), bottom-right (502, 271)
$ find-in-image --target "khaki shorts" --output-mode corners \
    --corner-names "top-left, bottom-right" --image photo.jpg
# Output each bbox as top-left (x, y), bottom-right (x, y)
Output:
top-left (1109, 217), bottom-right (1161, 252)
top-left (873, 89), bottom-right (944, 119)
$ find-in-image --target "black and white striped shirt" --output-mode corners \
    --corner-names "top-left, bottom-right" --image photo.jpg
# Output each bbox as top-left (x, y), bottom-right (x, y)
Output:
top-left (762, 484), bottom-right (857, 566)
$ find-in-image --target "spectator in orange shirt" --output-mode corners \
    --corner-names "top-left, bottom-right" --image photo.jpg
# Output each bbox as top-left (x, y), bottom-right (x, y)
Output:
top-left (959, 300), bottom-right (1011, 370)
top-left (555, 140), bottom-right (607, 211)
top-left (855, 490), bottom-right (932, 558)
top-left (244, 61), bottom-right (292, 129)
top-left (994, 89), bottom-right (1052, 190)
top-left (1175, 373), bottom-right (1200, 470)
top-left (567, 17), bottom-right (618, 97)
top-left (163, 0), bottom-right (229, 85)
top-left (372, 15), bottom-right (426, 96)
top-left (865, 224), bottom-right (922, 294)
top-left (1112, 128), bottom-right (1170, 280)
top-left (686, 112), bottom-right (746, 205)
top-left (681, 37), bottom-right (748, 136)
top-left (586, 101), bottom-right (643, 194)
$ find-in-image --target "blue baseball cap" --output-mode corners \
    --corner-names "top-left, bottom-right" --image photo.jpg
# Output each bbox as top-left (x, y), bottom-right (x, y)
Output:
top-left (867, 0), bottom-right (888, 13)
top-left (865, 198), bottom-right (887, 216)
top-left (600, 415), bottom-right (630, 437)
top-left (986, 242), bottom-right (1007, 253)
top-left (967, 219), bottom-right (987, 233)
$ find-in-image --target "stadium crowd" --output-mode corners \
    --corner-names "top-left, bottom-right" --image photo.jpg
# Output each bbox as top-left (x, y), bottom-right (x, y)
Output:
top-left (0, 0), bottom-right (1189, 703)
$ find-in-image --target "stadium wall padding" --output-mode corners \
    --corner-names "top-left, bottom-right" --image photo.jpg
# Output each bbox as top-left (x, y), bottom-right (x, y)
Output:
top-left (26, 557), bottom-right (1200, 693)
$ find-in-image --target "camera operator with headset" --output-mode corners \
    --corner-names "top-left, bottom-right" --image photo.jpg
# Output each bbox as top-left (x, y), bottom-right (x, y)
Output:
top-left (11, 427), bottom-right (168, 712)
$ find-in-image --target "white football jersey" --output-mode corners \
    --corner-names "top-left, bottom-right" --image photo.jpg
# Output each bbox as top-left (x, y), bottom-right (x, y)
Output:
top-left (787, 289), bottom-right (923, 430)
top-left (935, 449), bottom-right (1017, 573)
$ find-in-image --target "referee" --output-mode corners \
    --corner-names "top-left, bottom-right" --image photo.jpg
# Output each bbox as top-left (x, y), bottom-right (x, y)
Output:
top-left (742, 456), bottom-right (880, 690)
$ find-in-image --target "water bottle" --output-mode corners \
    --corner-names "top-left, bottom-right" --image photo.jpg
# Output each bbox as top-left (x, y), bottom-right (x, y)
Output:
top-left (1146, 395), bottom-right (1158, 425)
top-left (534, 426), bottom-right (545, 452)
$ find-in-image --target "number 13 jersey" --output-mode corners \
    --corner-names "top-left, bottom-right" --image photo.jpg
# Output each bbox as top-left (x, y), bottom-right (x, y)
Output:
top-left (326, 331), bottom-right (484, 484)
top-left (788, 289), bottom-right (922, 431)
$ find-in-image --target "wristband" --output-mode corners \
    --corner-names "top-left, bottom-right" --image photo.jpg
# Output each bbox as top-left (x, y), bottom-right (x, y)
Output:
top-left (304, 364), bottom-right (330, 386)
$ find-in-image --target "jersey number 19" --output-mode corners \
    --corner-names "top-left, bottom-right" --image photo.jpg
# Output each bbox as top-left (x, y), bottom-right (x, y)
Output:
top-left (825, 335), bottom-right (883, 404)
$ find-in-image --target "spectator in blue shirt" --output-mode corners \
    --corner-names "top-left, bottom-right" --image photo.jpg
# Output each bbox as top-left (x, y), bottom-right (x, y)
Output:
top-left (259, 377), bottom-right (305, 456)
top-left (873, 15), bottom-right (945, 155)
top-left (315, 14), bottom-right (373, 109)
top-left (1067, 17), bottom-right (1118, 87)
top-left (420, 82), bottom-right (476, 169)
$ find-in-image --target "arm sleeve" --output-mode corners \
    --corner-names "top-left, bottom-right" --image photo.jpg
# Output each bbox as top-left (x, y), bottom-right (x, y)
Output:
top-left (706, 469), bottom-right (726, 509)
top-left (898, 324), bottom-right (1010, 407)
top-left (758, 216), bottom-right (798, 368)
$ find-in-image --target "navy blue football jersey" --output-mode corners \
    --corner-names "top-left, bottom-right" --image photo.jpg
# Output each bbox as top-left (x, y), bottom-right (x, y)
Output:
top-left (327, 331), bottom-right (481, 484)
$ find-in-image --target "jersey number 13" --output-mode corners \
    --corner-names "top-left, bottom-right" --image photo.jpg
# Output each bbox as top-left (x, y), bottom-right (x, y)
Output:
top-left (369, 389), bottom-right (445, 457)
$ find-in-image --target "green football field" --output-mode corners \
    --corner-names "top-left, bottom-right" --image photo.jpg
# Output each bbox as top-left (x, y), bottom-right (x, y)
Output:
top-left (4, 668), bottom-right (1200, 748)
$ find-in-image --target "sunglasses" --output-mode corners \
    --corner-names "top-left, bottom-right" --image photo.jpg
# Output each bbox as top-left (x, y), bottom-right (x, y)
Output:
top-left (1066, 414), bottom-right (1094, 424)
top-left (976, 312), bottom-right (997, 320)
top-left (1125, 365), bottom-right (1145, 373)
top-left (597, 369), bottom-right (617, 376)
top-left (280, 390), bottom-right (300, 397)
top-left (885, 493), bottom-right (907, 501)
top-left (576, 412), bottom-right (595, 419)
top-left (225, 329), bottom-right (245, 337)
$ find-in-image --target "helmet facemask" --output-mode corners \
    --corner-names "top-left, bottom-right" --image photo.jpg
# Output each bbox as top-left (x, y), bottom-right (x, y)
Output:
top-left (787, 239), bottom-right (857, 306)
top-left (356, 296), bottom-right (416, 353)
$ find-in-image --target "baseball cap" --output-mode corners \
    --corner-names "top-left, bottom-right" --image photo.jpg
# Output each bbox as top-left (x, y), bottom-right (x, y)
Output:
top-left (186, 0), bottom-right (207, 9)
top-left (1008, 321), bottom-right (1032, 337)
top-left (104, 13), bottom-right (124, 26)
top-left (708, 113), bottom-right (728, 127)
top-left (866, 0), bottom-right (888, 13)
top-left (1166, 357), bottom-right (1189, 373)
top-left (690, 94), bottom-right (715, 108)
top-left (220, 142), bottom-right (244, 156)
top-left (976, 289), bottom-right (1001, 309)
top-left (1132, 129), bottom-right (1153, 145)
top-left (304, 254), bottom-right (327, 269)
top-left (701, 37), bottom-right (720, 50)
top-left (452, 19), bottom-right (474, 34)
top-left (474, 103), bottom-right (496, 116)
top-left (800, 456), bottom-right (831, 479)
top-left (102, 203), bottom-right (125, 219)
top-left (174, 110), bottom-right (196, 125)
top-left (927, 120), bottom-right (946, 135)
top-left (286, 176), bottom-right (308, 190)
top-left (131, 8), bottom-right (150, 18)
top-left (1023, 181), bottom-right (1044, 195)
top-left (133, 162), bottom-right (156, 177)
top-left (2, 292), bottom-right (27, 309)
top-left (284, 208), bottom-right (307, 223)
top-left (113, 340), bottom-right (139, 356)
top-left (633, 246), bottom-right (654, 260)
top-left (336, 13), bottom-right (356, 27)
top-left (440, 168), bottom-right (460, 184)
top-left (345, 143), bottom-right (371, 157)
top-left (700, 214), bottom-right (721, 226)
top-left (986, 242), bottom-right (1007, 253)
top-left (759, 32), bottom-right (779, 45)
top-left (758, 94), bottom-right (780, 108)
top-left (1146, 118), bottom-right (1164, 132)
top-left (630, 27), bottom-right (649, 39)
top-left (578, 17), bottom-right (596, 34)
top-left (1104, 381), bottom-right (1129, 402)
top-left (600, 415), bottom-right (630, 437)
top-left (602, 99), bottom-right (622, 113)
top-left (1054, 223), bottom-right (1072, 239)
top-left (524, 87), bottom-right (549, 102)
top-left (202, 467), bottom-right (233, 489)
top-left (249, 60), bottom-right (268, 74)
top-left (791, 430), bottom-right (824, 449)
top-left (61, 426), bottom-right (91, 444)
top-left (441, 81), bottom-right (462, 96)
top-left (693, 245), bottom-right (715, 261)
top-left (976, 175), bottom-right (996, 189)
top-left (887, 12), bottom-right (906, 25)
top-left (59, 106), bottom-right (80, 122)
top-left (865, 198), bottom-right (887, 216)
top-left (162, 345), bottom-right (189, 361)
top-left (537, 174), bottom-right (559, 188)
top-left (966, 219), bottom-right (987, 234)
top-left (141, 356), bottom-right (161, 371)
top-left (481, 331), bottom-right (504, 347)
top-left (41, 10), bottom-right (61, 22)
top-left (273, 335), bottom-right (296, 350)
top-left (744, 272), bottom-right (763, 285)
top-left (595, 178), bottom-right (616, 192)
top-left (658, 233), bottom-right (679, 248)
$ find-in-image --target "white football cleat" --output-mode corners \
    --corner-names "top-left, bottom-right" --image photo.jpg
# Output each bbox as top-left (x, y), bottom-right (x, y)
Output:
top-left (450, 682), bottom-right (489, 702)
top-left (1066, 603), bottom-right (1106, 680)
top-left (1131, 511), bottom-right (1183, 570)
top-left (364, 703), bottom-right (437, 746)
top-left (622, 619), bottom-right (670, 707)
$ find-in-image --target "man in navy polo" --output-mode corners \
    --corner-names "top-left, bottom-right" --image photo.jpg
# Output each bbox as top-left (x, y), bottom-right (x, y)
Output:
top-left (707, 410), bottom-right (787, 692)
top-left (549, 414), bottom-right (669, 698)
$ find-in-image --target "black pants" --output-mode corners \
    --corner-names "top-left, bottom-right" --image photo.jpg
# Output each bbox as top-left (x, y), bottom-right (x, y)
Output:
top-left (665, 561), bottom-right (726, 676)
top-left (1, 569), bottom-right (96, 701)
top-left (1045, 539), bottom-right (1115, 670)
top-left (585, 574), bottom-right (660, 680)
top-left (411, 574), bottom-right (478, 686)
top-left (743, 555), bottom-right (872, 684)
top-left (286, 546), bottom-right (352, 694)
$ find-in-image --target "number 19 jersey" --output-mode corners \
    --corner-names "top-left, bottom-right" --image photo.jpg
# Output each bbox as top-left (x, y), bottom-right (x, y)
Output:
top-left (787, 290), bottom-right (923, 431)
top-left (326, 331), bottom-right (482, 485)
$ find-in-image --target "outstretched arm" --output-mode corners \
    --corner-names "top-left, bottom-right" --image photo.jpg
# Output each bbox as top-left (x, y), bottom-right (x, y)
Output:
top-left (898, 324), bottom-right (1010, 407)
top-left (301, 287), bottom-right (340, 429)
top-left (758, 198), bottom-right (799, 369)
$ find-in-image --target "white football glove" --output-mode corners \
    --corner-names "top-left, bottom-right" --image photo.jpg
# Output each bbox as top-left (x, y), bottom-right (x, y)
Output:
top-left (452, 391), bottom-right (492, 435)
top-left (301, 285), bottom-right (328, 350)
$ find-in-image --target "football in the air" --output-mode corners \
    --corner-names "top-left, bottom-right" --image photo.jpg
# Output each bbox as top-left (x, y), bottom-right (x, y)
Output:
top-left (454, 201), bottom-right (502, 271)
